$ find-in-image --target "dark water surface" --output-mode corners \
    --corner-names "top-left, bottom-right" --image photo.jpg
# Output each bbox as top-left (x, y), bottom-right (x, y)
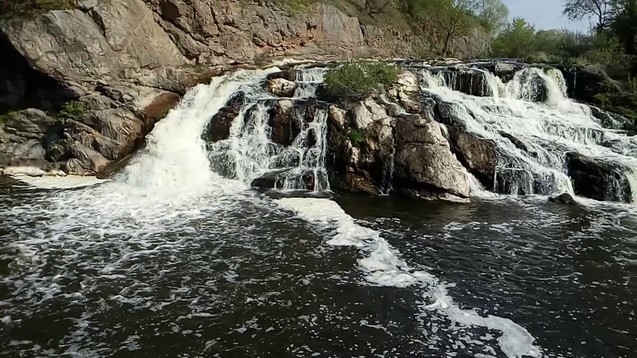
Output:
top-left (0, 178), bottom-right (635, 357)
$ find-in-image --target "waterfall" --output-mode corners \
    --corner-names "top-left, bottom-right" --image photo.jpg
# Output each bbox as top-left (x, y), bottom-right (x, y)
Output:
top-left (113, 69), bottom-right (277, 201)
top-left (208, 68), bottom-right (331, 191)
top-left (420, 65), bottom-right (637, 200)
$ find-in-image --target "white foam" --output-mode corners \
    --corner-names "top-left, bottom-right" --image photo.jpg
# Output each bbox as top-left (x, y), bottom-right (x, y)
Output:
top-left (276, 197), bottom-right (541, 357)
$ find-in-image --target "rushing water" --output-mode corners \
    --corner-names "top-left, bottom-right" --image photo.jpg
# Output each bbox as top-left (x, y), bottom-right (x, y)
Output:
top-left (1, 65), bottom-right (636, 357)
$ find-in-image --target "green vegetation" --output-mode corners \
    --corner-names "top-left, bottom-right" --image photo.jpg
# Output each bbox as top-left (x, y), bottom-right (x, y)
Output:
top-left (0, 0), bottom-right (74, 17)
top-left (348, 128), bottom-right (365, 146)
top-left (324, 62), bottom-right (398, 98)
top-left (57, 101), bottom-right (89, 122)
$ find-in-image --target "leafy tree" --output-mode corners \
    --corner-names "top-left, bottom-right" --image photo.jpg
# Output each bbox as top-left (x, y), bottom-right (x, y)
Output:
top-left (492, 18), bottom-right (538, 58)
top-left (471, 0), bottom-right (509, 34)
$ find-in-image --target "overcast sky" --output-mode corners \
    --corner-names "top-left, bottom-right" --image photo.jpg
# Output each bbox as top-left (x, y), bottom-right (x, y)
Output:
top-left (503, 0), bottom-right (592, 32)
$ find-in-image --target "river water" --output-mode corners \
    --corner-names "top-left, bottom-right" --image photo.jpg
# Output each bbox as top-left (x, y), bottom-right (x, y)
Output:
top-left (1, 67), bottom-right (636, 357)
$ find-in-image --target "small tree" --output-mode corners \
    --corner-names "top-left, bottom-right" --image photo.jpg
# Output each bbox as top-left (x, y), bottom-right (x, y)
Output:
top-left (492, 18), bottom-right (538, 58)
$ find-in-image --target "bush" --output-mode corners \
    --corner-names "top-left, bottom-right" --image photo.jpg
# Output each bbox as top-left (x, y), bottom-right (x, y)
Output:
top-left (348, 128), bottom-right (365, 146)
top-left (58, 101), bottom-right (89, 122)
top-left (324, 62), bottom-right (399, 99)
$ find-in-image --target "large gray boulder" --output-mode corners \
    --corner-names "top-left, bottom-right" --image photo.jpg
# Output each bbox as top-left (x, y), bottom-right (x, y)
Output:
top-left (394, 117), bottom-right (471, 200)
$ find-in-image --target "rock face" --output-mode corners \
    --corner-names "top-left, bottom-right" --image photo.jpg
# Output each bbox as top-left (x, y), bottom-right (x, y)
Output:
top-left (566, 153), bottom-right (633, 202)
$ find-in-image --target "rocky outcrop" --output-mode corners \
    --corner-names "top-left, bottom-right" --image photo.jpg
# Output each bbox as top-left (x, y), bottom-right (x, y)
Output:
top-left (323, 95), bottom-right (471, 201)
top-left (566, 153), bottom-right (633, 202)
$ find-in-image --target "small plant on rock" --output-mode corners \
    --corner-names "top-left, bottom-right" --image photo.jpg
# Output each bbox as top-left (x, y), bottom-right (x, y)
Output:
top-left (348, 128), bottom-right (365, 146)
top-left (324, 62), bottom-right (399, 99)
top-left (58, 100), bottom-right (89, 122)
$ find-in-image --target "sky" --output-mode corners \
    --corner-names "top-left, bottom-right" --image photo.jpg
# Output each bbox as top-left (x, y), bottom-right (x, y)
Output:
top-left (503, 0), bottom-right (592, 32)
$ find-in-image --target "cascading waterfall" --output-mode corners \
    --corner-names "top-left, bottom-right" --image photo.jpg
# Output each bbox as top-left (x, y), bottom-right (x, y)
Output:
top-left (208, 67), bottom-right (330, 191)
top-left (421, 65), bottom-right (637, 200)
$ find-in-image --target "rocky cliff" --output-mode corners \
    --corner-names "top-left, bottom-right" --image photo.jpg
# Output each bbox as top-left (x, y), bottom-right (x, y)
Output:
top-left (0, 0), bottom-right (490, 175)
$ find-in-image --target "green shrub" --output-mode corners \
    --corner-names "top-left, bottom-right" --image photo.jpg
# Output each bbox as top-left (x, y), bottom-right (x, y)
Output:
top-left (348, 128), bottom-right (365, 146)
top-left (324, 62), bottom-right (398, 99)
top-left (58, 101), bottom-right (89, 122)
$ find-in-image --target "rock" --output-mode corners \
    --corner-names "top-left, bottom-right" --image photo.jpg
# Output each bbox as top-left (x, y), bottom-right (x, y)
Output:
top-left (203, 92), bottom-right (245, 142)
top-left (65, 141), bottom-right (111, 175)
top-left (443, 69), bottom-right (493, 97)
top-left (548, 193), bottom-right (577, 205)
top-left (388, 70), bottom-right (420, 113)
top-left (1, 109), bottom-right (57, 140)
top-left (394, 117), bottom-right (471, 199)
top-left (268, 100), bottom-right (298, 146)
top-left (265, 78), bottom-right (297, 97)
top-left (0, 0), bottom-right (187, 82)
top-left (448, 125), bottom-right (498, 188)
top-left (250, 169), bottom-right (315, 191)
top-left (566, 152), bottom-right (633, 202)
top-left (351, 98), bottom-right (391, 130)
top-left (74, 0), bottom-right (98, 10)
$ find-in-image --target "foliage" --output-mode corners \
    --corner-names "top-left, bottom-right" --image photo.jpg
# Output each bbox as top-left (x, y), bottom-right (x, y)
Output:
top-left (471, 0), bottom-right (509, 34)
top-left (0, 0), bottom-right (74, 17)
top-left (491, 18), bottom-right (538, 58)
top-left (348, 128), bottom-right (365, 146)
top-left (58, 101), bottom-right (89, 122)
top-left (324, 62), bottom-right (398, 99)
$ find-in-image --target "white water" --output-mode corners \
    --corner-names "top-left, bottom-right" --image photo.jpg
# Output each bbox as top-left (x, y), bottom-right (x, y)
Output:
top-left (209, 68), bottom-right (330, 191)
top-left (422, 67), bottom-right (637, 200)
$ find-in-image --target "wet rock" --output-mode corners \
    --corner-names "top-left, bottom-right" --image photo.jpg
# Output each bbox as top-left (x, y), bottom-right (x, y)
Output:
top-left (268, 100), bottom-right (298, 146)
top-left (548, 193), bottom-right (577, 205)
top-left (566, 152), bottom-right (633, 202)
top-left (203, 92), bottom-right (245, 142)
top-left (266, 70), bottom-right (297, 82)
top-left (250, 169), bottom-right (315, 190)
top-left (265, 78), bottom-right (297, 97)
top-left (448, 125), bottom-right (498, 188)
top-left (499, 131), bottom-right (529, 152)
top-left (443, 69), bottom-right (492, 97)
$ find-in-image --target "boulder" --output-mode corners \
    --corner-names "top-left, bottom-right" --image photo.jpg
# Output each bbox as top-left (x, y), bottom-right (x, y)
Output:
top-left (250, 169), bottom-right (315, 191)
top-left (268, 100), bottom-right (298, 146)
top-left (566, 152), bottom-right (633, 202)
top-left (394, 117), bottom-right (471, 199)
top-left (448, 125), bottom-right (498, 189)
top-left (202, 92), bottom-right (245, 142)
top-left (548, 193), bottom-right (577, 205)
top-left (265, 78), bottom-right (297, 97)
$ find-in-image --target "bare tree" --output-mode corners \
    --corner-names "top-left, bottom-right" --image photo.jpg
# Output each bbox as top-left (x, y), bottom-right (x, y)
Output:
top-left (563, 0), bottom-right (614, 31)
